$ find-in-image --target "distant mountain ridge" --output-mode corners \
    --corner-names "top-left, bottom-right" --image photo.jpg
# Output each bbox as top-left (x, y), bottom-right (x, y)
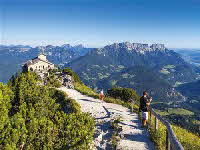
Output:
top-left (0, 44), bottom-right (92, 82)
top-left (102, 42), bottom-right (166, 53)
top-left (67, 42), bottom-right (200, 102)
top-left (174, 48), bottom-right (200, 66)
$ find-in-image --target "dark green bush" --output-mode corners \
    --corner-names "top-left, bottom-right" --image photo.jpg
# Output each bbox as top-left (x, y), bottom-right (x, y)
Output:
top-left (49, 88), bottom-right (81, 113)
top-left (46, 74), bottom-right (62, 88)
top-left (49, 68), bottom-right (62, 73)
top-left (107, 87), bottom-right (139, 102)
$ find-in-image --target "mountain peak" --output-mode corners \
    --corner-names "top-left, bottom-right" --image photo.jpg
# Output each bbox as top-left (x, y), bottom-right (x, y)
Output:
top-left (62, 44), bottom-right (72, 48)
top-left (104, 42), bottom-right (166, 53)
top-left (74, 44), bottom-right (84, 49)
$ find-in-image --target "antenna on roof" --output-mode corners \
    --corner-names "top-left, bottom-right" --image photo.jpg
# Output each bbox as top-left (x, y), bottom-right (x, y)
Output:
top-left (42, 48), bottom-right (45, 54)
top-left (40, 47), bottom-right (45, 55)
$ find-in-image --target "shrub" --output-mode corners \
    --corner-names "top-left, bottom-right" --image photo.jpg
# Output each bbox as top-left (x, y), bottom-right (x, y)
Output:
top-left (49, 88), bottom-right (81, 113)
top-left (110, 117), bottom-right (123, 149)
top-left (74, 82), bottom-right (99, 99)
top-left (107, 87), bottom-right (139, 103)
top-left (46, 74), bottom-right (62, 88)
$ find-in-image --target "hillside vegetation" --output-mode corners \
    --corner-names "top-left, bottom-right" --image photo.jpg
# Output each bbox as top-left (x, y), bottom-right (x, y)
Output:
top-left (0, 72), bottom-right (95, 149)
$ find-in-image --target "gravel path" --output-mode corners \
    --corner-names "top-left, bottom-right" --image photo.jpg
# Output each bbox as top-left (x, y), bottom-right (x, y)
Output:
top-left (59, 87), bottom-right (155, 150)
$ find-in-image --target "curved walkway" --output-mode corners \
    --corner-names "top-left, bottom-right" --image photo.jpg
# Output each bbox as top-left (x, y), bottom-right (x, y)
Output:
top-left (59, 87), bottom-right (155, 150)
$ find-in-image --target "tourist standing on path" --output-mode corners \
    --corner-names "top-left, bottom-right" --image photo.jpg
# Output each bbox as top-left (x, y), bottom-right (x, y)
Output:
top-left (139, 91), bottom-right (152, 127)
top-left (99, 89), bottom-right (105, 100)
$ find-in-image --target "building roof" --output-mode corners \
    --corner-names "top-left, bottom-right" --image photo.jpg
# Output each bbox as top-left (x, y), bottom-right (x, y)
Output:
top-left (24, 56), bottom-right (54, 67)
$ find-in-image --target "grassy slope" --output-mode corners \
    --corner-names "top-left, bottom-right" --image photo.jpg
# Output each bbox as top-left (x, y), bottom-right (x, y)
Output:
top-left (148, 114), bottom-right (200, 150)
top-left (155, 108), bottom-right (194, 116)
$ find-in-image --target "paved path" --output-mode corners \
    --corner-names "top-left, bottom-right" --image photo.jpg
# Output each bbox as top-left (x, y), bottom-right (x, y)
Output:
top-left (59, 87), bottom-right (155, 150)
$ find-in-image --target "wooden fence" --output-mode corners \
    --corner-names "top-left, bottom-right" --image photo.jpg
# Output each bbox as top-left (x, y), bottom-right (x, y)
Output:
top-left (148, 107), bottom-right (184, 150)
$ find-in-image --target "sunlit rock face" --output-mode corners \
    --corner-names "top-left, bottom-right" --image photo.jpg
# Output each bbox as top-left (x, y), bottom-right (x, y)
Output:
top-left (103, 42), bottom-right (166, 54)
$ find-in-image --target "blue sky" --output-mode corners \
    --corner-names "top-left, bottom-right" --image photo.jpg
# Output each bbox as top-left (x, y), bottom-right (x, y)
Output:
top-left (0, 0), bottom-right (200, 48)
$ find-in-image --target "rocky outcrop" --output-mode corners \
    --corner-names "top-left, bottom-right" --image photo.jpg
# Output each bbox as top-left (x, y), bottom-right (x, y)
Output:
top-left (104, 42), bottom-right (166, 54)
top-left (36, 71), bottom-right (74, 89)
top-left (60, 74), bottom-right (74, 89)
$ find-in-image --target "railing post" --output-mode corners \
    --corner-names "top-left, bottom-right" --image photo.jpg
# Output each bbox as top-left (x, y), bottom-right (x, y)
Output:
top-left (155, 117), bottom-right (158, 131)
top-left (131, 104), bottom-right (133, 112)
top-left (149, 110), bottom-right (152, 125)
top-left (150, 107), bottom-right (184, 150)
top-left (166, 129), bottom-right (170, 150)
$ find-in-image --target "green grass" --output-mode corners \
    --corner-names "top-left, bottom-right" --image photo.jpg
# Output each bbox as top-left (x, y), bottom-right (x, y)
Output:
top-left (156, 108), bottom-right (194, 116)
top-left (173, 125), bottom-right (200, 150)
top-left (148, 113), bottom-right (200, 150)
top-left (148, 114), bottom-right (167, 150)
top-left (164, 65), bottom-right (175, 69)
top-left (174, 81), bottom-right (183, 87)
top-left (110, 80), bottom-right (117, 86)
top-left (160, 68), bottom-right (170, 74)
top-left (121, 73), bottom-right (129, 78)
top-left (74, 82), bottom-right (99, 99)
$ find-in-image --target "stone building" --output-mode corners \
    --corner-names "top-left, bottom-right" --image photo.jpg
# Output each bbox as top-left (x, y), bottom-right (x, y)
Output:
top-left (22, 54), bottom-right (56, 72)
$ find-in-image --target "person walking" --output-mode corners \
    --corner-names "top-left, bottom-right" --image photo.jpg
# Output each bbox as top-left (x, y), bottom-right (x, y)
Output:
top-left (139, 91), bottom-right (152, 127)
top-left (99, 89), bottom-right (105, 100)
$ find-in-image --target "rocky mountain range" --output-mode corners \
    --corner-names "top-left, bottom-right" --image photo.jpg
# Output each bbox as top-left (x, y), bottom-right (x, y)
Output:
top-left (67, 42), bottom-right (200, 102)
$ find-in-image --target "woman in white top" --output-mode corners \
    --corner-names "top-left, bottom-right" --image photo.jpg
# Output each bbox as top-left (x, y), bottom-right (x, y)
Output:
top-left (99, 89), bottom-right (104, 100)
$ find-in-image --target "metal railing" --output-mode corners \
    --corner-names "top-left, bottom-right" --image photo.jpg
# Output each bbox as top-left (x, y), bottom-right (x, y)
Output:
top-left (148, 107), bottom-right (184, 150)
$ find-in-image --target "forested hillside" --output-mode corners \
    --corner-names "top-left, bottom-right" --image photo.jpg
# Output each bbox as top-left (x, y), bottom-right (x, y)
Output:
top-left (0, 72), bottom-right (94, 149)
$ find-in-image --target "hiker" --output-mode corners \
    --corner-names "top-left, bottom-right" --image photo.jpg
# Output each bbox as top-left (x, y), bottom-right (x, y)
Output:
top-left (139, 91), bottom-right (152, 127)
top-left (99, 89), bottom-right (104, 100)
